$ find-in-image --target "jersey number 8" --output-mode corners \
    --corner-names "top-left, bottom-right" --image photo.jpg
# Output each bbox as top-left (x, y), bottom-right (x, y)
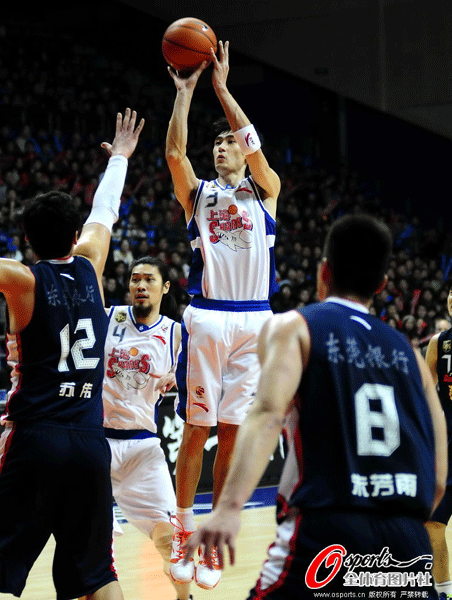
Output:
top-left (355, 383), bottom-right (400, 457)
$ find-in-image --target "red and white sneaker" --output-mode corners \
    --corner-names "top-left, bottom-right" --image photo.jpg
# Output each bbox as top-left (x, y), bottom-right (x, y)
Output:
top-left (169, 517), bottom-right (195, 584)
top-left (195, 546), bottom-right (222, 589)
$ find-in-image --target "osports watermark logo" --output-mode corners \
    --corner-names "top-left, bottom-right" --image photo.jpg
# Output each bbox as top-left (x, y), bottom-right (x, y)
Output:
top-left (305, 545), bottom-right (433, 590)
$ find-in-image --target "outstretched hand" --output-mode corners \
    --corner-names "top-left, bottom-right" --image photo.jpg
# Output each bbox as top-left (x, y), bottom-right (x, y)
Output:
top-left (183, 505), bottom-right (241, 570)
top-left (211, 40), bottom-right (229, 91)
top-left (101, 108), bottom-right (145, 159)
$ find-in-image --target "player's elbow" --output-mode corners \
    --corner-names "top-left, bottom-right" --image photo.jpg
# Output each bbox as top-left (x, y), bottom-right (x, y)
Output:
top-left (250, 398), bottom-right (286, 430)
top-left (165, 146), bottom-right (185, 167)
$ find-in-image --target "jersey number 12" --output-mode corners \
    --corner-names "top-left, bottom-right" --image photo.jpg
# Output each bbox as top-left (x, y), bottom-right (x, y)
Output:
top-left (58, 318), bottom-right (100, 372)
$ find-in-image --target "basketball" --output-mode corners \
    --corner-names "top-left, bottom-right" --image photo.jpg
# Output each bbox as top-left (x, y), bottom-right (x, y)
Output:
top-left (162, 17), bottom-right (217, 73)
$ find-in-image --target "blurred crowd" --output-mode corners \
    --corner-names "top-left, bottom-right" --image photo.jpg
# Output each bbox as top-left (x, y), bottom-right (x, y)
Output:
top-left (0, 12), bottom-right (451, 366)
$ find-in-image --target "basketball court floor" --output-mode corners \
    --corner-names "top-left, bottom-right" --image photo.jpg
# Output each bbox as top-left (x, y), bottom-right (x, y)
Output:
top-left (8, 487), bottom-right (278, 600)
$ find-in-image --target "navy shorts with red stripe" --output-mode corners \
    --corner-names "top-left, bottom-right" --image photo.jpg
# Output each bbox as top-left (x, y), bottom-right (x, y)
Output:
top-left (0, 421), bottom-right (117, 600)
top-left (246, 508), bottom-right (437, 600)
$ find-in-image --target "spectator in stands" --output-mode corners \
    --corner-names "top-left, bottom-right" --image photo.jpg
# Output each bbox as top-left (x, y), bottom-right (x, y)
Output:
top-left (104, 276), bottom-right (125, 307)
top-left (113, 238), bottom-right (134, 267)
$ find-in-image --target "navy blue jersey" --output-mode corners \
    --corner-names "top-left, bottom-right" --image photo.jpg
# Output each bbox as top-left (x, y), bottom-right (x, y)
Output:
top-left (283, 298), bottom-right (435, 521)
top-left (434, 328), bottom-right (452, 490)
top-left (436, 329), bottom-right (452, 429)
top-left (5, 256), bottom-right (108, 427)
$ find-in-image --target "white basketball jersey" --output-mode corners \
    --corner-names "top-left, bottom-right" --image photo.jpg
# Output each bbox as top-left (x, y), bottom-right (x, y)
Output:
top-left (186, 177), bottom-right (277, 301)
top-left (103, 306), bottom-right (178, 432)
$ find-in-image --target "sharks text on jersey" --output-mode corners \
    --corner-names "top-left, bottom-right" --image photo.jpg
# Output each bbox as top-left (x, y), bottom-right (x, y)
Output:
top-left (207, 206), bottom-right (253, 247)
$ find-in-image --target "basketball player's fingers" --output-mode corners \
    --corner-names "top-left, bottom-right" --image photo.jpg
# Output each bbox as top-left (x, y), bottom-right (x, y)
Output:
top-left (210, 46), bottom-right (220, 65)
top-left (100, 142), bottom-right (112, 155)
top-left (224, 40), bottom-right (229, 62)
top-left (134, 117), bottom-right (145, 137)
top-left (183, 541), bottom-right (193, 562)
top-left (128, 110), bottom-right (137, 132)
top-left (219, 533), bottom-right (235, 568)
top-left (217, 40), bottom-right (224, 61)
top-left (182, 531), bottom-right (199, 563)
top-left (122, 107), bottom-right (131, 130)
top-left (210, 531), bottom-right (225, 565)
top-left (193, 60), bottom-right (209, 77)
top-left (114, 111), bottom-right (123, 135)
top-left (228, 540), bottom-right (235, 566)
top-left (205, 536), bottom-right (218, 568)
top-left (215, 541), bottom-right (225, 570)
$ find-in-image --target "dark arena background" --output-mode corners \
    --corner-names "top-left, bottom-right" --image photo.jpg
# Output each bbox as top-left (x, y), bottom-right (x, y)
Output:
top-left (1, 0), bottom-right (452, 492)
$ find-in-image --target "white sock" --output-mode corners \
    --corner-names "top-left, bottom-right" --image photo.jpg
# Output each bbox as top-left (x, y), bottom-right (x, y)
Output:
top-left (176, 506), bottom-right (195, 532)
top-left (436, 580), bottom-right (452, 595)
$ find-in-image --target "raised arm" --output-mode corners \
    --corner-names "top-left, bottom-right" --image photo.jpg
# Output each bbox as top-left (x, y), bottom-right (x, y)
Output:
top-left (165, 65), bottom-right (206, 221)
top-left (425, 332), bottom-right (439, 385)
top-left (0, 259), bottom-right (35, 333)
top-left (415, 347), bottom-right (447, 514)
top-left (183, 310), bottom-right (306, 568)
top-left (74, 109), bottom-right (144, 288)
top-left (211, 41), bottom-right (281, 218)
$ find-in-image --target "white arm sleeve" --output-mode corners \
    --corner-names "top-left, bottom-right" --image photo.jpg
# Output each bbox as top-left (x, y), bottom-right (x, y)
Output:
top-left (84, 155), bottom-right (128, 231)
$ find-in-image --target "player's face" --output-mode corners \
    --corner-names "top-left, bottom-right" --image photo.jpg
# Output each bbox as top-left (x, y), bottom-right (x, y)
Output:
top-left (129, 265), bottom-right (169, 311)
top-left (447, 287), bottom-right (452, 317)
top-left (213, 131), bottom-right (246, 174)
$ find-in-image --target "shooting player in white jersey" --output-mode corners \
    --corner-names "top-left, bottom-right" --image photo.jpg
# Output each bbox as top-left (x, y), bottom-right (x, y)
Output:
top-left (165, 40), bottom-right (280, 590)
top-left (102, 256), bottom-right (192, 600)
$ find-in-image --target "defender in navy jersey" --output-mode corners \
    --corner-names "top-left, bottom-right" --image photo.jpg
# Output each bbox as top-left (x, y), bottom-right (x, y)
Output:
top-left (184, 214), bottom-right (447, 598)
top-left (425, 286), bottom-right (452, 598)
top-left (165, 41), bottom-right (280, 589)
top-left (0, 109), bottom-right (143, 600)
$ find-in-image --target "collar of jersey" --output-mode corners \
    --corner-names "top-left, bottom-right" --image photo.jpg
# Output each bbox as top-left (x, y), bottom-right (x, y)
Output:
top-left (38, 256), bottom-right (75, 264)
top-left (128, 306), bottom-right (163, 332)
top-left (214, 178), bottom-right (239, 190)
top-left (325, 296), bottom-right (369, 314)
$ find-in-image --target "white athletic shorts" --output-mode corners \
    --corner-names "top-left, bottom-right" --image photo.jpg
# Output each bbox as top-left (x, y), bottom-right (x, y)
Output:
top-left (108, 436), bottom-right (176, 538)
top-left (176, 299), bottom-right (272, 427)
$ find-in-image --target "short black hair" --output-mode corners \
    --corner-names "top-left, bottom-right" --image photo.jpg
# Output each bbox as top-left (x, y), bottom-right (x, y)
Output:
top-left (129, 256), bottom-right (170, 283)
top-left (212, 117), bottom-right (232, 140)
top-left (323, 213), bottom-right (392, 299)
top-left (22, 191), bottom-right (80, 260)
top-left (129, 256), bottom-right (178, 319)
top-left (212, 117), bottom-right (263, 146)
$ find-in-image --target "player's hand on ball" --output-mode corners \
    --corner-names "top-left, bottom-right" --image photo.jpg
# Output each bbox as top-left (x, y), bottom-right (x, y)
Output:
top-left (101, 108), bottom-right (145, 159)
top-left (167, 61), bottom-right (209, 91)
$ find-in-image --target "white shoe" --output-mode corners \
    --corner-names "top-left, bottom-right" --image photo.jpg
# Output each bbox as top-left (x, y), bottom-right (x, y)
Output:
top-left (195, 546), bottom-right (222, 589)
top-left (169, 518), bottom-right (195, 584)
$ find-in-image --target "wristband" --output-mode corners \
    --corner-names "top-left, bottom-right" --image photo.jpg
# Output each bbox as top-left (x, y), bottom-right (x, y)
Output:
top-left (85, 155), bottom-right (128, 232)
top-left (233, 124), bottom-right (261, 155)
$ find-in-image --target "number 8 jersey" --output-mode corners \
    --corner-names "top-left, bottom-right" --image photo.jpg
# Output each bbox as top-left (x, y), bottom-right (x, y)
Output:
top-left (5, 256), bottom-right (108, 427)
top-left (278, 298), bottom-right (436, 521)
